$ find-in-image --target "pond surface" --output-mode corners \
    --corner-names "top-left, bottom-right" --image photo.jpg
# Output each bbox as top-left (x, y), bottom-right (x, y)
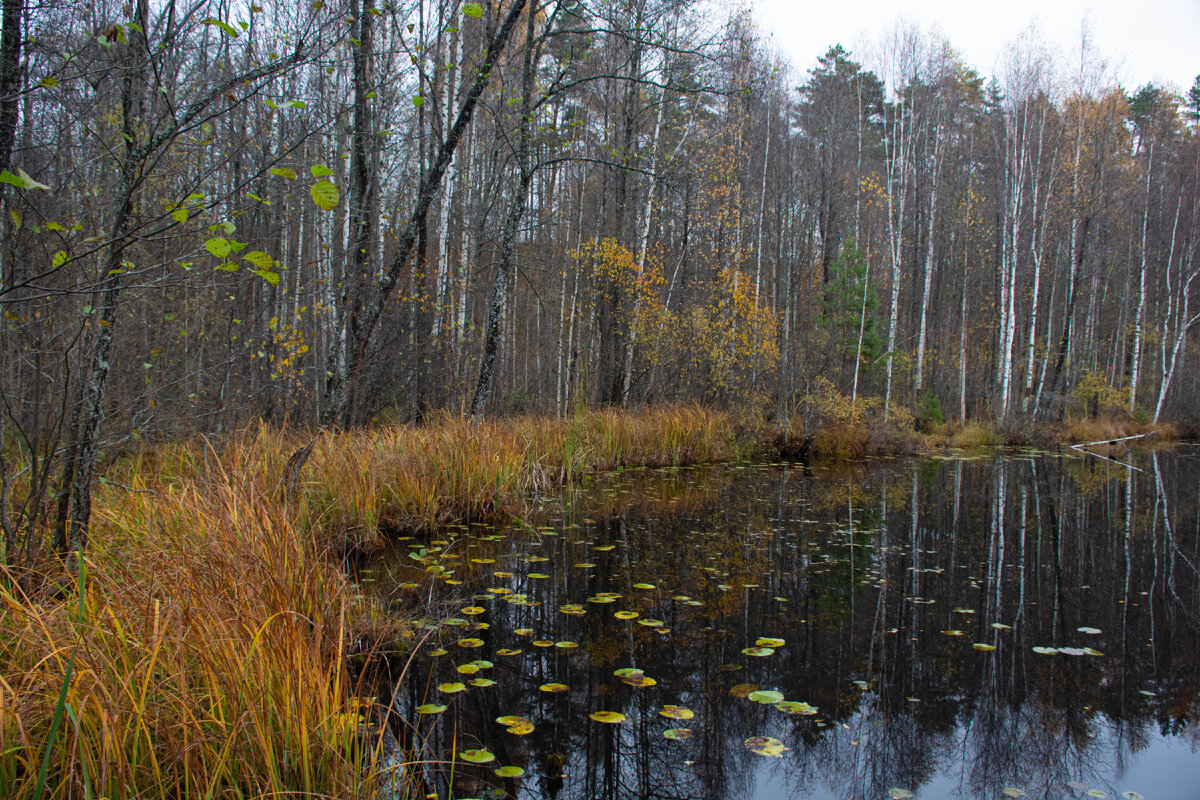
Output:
top-left (367, 449), bottom-right (1200, 800)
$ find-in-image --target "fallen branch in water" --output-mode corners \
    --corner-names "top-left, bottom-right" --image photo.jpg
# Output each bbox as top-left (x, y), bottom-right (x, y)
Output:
top-left (1068, 430), bottom-right (1160, 472)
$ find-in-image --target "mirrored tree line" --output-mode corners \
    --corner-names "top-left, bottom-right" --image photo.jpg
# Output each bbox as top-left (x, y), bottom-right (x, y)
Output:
top-left (2, 1), bottom-right (1199, 543)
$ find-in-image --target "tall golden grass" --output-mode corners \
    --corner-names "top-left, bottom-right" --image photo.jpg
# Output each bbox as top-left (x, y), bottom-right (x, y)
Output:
top-left (0, 405), bottom-right (745, 797)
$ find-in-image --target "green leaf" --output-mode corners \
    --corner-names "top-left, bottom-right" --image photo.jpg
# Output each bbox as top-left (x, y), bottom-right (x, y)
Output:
top-left (0, 168), bottom-right (49, 191)
top-left (270, 167), bottom-right (296, 179)
top-left (202, 18), bottom-right (240, 37)
top-left (309, 164), bottom-right (334, 178)
top-left (252, 268), bottom-right (280, 286)
top-left (246, 193), bottom-right (273, 205)
top-left (310, 180), bottom-right (339, 210)
top-left (459, 749), bottom-right (495, 764)
top-left (462, 2), bottom-right (483, 17)
top-left (287, 100), bottom-right (307, 109)
top-left (51, 251), bottom-right (68, 269)
top-left (205, 237), bottom-right (232, 258)
top-left (411, 95), bottom-right (425, 107)
top-left (38, 77), bottom-right (57, 88)
top-left (214, 262), bottom-right (239, 272)
top-left (45, 222), bottom-right (66, 231)
top-left (171, 207), bottom-right (189, 223)
top-left (243, 250), bottom-right (274, 270)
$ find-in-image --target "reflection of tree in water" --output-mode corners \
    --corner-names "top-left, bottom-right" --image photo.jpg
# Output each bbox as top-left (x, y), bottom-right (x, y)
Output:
top-left (376, 452), bottom-right (1200, 799)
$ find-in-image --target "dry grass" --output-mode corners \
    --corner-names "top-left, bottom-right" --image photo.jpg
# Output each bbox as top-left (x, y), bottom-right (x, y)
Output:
top-left (0, 466), bottom-right (399, 799)
top-left (0, 405), bottom-right (746, 798)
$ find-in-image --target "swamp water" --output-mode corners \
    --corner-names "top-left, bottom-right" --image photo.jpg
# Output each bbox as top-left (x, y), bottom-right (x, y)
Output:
top-left (364, 450), bottom-right (1200, 800)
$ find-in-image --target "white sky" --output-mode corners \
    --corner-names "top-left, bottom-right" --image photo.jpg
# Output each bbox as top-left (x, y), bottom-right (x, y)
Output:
top-left (749, 0), bottom-right (1199, 96)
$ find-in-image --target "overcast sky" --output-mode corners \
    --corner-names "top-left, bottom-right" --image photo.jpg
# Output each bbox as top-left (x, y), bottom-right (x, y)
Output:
top-left (749, 0), bottom-right (1199, 96)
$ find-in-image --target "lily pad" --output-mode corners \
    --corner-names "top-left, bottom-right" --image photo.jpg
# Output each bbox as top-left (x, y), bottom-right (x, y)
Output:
top-left (659, 705), bottom-right (694, 719)
top-left (755, 637), bottom-right (785, 647)
top-left (416, 703), bottom-right (447, 714)
top-left (589, 711), bottom-right (627, 723)
top-left (775, 700), bottom-right (818, 715)
top-left (439, 682), bottom-right (467, 693)
top-left (745, 736), bottom-right (789, 757)
top-left (633, 582), bottom-right (657, 589)
top-left (1001, 789), bottom-right (1027, 799)
top-left (460, 748), bottom-right (496, 764)
top-left (457, 638), bottom-right (484, 648)
top-left (1032, 646), bottom-right (1058, 655)
top-left (494, 765), bottom-right (525, 778)
top-left (496, 648), bottom-right (522, 656)
top-left (469, 678), bottom-right (496, 687)
top-left (972, 643), bottom-right (997, 651)
top-left (1078, 626), bottom-right (1102, 634)
top-left (888, 790), bottom-right (915, 800)
top-left (539, 683), bottom-right (569, 693)
top-left (730, 683), bottom-right (759, 698)
top-left (747, 690), bottom-right (784, 704)
top-left (614, 610), bottom-right (640, 619)
top-left (741, 646), bottom-right (775, 657)
top-left (663, 727), bottom-right (692, 740)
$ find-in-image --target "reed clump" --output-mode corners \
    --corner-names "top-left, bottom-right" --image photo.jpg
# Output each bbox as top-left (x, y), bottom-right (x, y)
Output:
top-left (0, 465), bottom-right (395, 799)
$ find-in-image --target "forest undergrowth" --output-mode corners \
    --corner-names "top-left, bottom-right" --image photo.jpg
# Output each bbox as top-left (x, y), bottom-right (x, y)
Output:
top-left (0, 402), bottom-right (1179, 798)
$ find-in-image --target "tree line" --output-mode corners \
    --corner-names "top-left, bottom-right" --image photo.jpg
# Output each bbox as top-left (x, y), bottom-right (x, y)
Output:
top-left (2, 0), bottom-right (1199, 554)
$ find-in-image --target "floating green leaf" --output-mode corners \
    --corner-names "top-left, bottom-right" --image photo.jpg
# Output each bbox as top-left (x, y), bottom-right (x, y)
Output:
top-left (775, 700), bottom-right (817, 715)
top-left (459, 749), bottom-right (495, 764)
top-left (659, 705), bottom-right (694, 720)
top-left (456, 638), bottom-right (483, 648)
top-left (416, 703), bottom-right (447, 714)
top-left (539, 683), bottom-right (568, 693)
top-left (745, 736), bottom-right (789, 757)
top-left (438, 682), bottom-right (467, 693)
top-left (729, 683), bottom-right (759, 698)
top-left (755, 637), bottom-right (785, 647)
top-left (469, 678), bottom-right (496, 687)
top-left (614, 610), bottom-right (639, 620)
top-left (747, 690), bottom-right (784, 704)
top-left (494, 766), bottom-right (525, 778)
top-left (589, 711), bottom-right (626, 723)
top-left (888, 790), bottom-right (915, 800)
top-left (310, 180), bottom-right (340, 210)
top-left (663, 728), bottom-right (692, 740)
top-left (741, 646), bottom-right (774, 657)
top-left (972, 643), bottom-right (997, 651)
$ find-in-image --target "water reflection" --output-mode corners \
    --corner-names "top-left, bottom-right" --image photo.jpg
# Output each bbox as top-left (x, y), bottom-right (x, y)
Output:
top-left (369, 450), bottom-right (1200, 799)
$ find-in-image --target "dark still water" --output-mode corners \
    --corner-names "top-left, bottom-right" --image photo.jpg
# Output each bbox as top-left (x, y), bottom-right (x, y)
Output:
top-left (367, 449), bottom-right (1200, 800)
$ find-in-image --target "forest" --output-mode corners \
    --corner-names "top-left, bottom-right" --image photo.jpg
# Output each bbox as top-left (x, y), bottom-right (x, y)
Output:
top-left (1, 0), bottom-right (1199, 796)
top-left (3, 0), bottom-right (1200, 541)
